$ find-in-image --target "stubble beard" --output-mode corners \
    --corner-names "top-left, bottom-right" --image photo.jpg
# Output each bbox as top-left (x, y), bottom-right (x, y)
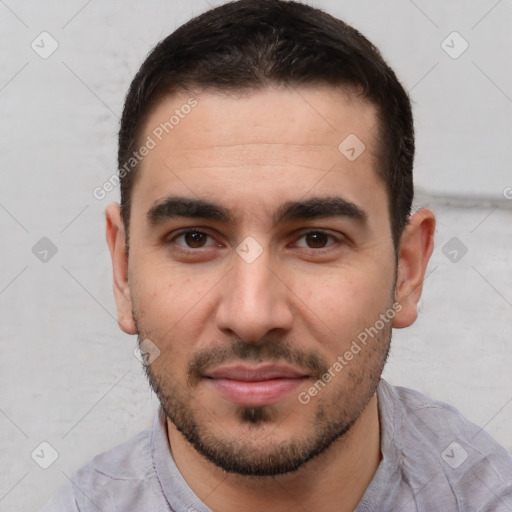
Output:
top-left (138, 321), bottom-right (392, 477)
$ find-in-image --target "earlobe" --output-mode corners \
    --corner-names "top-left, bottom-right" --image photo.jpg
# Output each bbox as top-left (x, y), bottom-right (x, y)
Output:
top-left (105, 203), bottom-right (138, 335)
top-left (392, 208), bottom-right (436, 329)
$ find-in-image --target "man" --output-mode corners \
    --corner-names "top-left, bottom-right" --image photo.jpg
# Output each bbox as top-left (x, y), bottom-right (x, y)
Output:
top-left (43, 0), bottom-right (512, 510)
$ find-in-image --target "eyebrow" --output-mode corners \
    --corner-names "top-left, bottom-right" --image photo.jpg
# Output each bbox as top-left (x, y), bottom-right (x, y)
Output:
top-left (146, 195), bottom-right (367, 226)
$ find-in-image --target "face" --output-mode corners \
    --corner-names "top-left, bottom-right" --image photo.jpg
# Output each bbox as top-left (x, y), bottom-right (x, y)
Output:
top-left (115, 85), bottom-right (403, 476)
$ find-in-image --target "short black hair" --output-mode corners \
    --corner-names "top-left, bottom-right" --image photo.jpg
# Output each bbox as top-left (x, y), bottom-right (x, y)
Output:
top-left (118, 0), bottom-right (414, 249)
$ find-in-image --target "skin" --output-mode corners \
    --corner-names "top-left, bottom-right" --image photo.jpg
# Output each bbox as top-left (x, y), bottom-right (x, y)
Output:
top-left (106, 85), bottom-right (435, 512)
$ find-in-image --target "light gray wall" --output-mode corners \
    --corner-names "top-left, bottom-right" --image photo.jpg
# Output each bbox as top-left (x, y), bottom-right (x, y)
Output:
top-left (0, 1), bottom-right (511, 510)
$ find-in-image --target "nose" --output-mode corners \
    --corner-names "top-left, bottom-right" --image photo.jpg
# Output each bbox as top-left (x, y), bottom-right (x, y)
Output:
top-left (215, 245), bottom-right (294, 343)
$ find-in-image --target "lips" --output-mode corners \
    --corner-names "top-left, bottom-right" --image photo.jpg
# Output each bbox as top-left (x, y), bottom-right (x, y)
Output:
top-left (204, 363), bottom-right (308, 407)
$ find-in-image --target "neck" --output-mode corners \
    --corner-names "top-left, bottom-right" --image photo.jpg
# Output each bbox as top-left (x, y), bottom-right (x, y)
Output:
top-left (167, 393), bottom-right (381, 512)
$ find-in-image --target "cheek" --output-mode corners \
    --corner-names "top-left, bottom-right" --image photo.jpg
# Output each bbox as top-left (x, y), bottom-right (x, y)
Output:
top-left (132, 275), bottom-right (200, 377)
top-left (130, 256), bottom-right (224, 357)
top-left (300, 265), bottom-right (393, 344)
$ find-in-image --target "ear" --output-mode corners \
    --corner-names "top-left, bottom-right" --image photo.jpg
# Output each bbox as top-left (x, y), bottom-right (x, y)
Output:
top-left (392, 208), bottom-right (436, 328)
top-left (105, 203), bottom-right (137, 335)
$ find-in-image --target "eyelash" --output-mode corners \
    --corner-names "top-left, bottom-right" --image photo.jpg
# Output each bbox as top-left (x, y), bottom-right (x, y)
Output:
top-left (168, 228), bottom-right (344, 254)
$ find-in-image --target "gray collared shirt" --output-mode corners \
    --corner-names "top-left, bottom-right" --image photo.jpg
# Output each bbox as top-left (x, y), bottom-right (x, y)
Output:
top-left (42, 379), bottom-right (512, 511)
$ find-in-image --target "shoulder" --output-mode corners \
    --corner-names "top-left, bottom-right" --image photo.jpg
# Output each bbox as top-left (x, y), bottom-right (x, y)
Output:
top-left (41, 428), bottom-right (161, 512)
top-left (378, 379), bottom-right (512, 510)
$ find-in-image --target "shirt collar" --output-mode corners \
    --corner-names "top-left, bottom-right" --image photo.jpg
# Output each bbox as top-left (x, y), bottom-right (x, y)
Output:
top-left (151, 406), bottom-right (212, 512)
top-left (151, 379), bottom-right (401, 512)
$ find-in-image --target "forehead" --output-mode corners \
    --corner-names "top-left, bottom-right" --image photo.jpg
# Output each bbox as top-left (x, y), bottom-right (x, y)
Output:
top-left (132, 85), bottom-right (385, 223)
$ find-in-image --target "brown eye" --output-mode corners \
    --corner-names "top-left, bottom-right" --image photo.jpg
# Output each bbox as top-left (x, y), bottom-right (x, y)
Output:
top-left (184, 231), bottom-right (208, 248)
top-left (171, 230), bottom-right (216, 250)
top-left (304, 232), bottom-right (330, 248)
top-left (293, 230), bottom-right (342, 251)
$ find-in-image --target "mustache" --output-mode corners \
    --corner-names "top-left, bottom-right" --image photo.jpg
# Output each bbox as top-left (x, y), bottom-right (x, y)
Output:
top-left (187, 337), bottom-right (329, 385)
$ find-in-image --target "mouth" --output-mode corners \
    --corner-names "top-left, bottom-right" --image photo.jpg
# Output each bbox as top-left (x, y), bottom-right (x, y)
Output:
top-left (203, 363), bottom-right (309, 407)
